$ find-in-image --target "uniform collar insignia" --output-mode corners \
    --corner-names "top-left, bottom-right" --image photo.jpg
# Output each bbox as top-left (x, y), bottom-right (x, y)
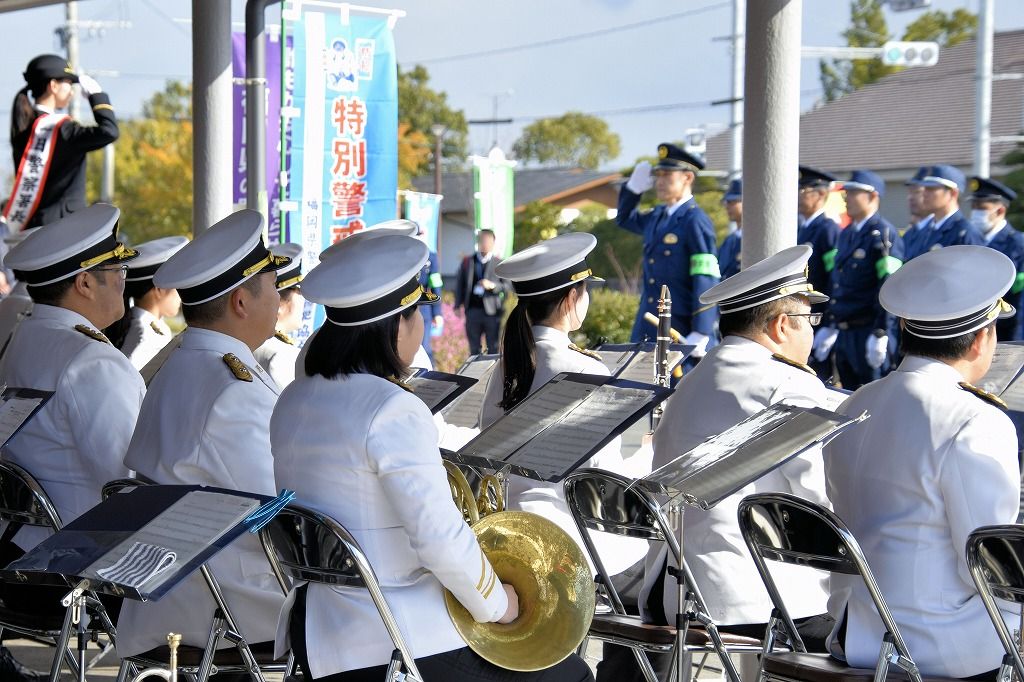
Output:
top-left (958, 381), bottom-right (1008, 410)
top-left (386, 375), bottom-right (413, 393)
top-left (222, 353), bottom-right (253, 382)
top-left (74, 324), bottom-right (110, 344)
top-left (149, 321), bottom-right (165, 336)
top-left (771, 352), bottom-right (815, 376)
top-left (274, 330), bottom-right (295, 346)
top-left (568, 343), bottom-right (602, 360)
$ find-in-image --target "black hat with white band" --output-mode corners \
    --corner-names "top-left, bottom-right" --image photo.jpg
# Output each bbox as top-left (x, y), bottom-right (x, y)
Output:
top-left (699, 245), bottom-right (829, 314)
top-left (125, 236), bottom-right (189, 282)
top-left (495, 232), bottom-right (603, 297)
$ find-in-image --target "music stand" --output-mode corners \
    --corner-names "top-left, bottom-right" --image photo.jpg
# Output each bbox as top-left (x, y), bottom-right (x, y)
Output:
top-left (594, 342), bottom-right (692, 383)
top-left (444, 372), bottom-right (672, 483)
top-left (440, 354), bottom-right (500, 428)
top-left (404, 369), bottom-right (477, 414)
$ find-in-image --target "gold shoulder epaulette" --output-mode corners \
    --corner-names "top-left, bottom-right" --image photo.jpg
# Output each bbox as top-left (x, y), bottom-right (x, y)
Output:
top-left (274, 330), bottom-right (295, 346)
top-left (74, 324), bottom-right (109, 344)
top-left (772, 353), bottom-right (815, 376)
top-left (386, 375), bottom-right (413, 393)
top-left (959, 381), bottom-right (1008, 410)
top-left (222, 353), bottom-right (253, 382)
top-left (568, 343), bottom-right (602, 360)
top-left (149, 321), bottom-right (165, 336)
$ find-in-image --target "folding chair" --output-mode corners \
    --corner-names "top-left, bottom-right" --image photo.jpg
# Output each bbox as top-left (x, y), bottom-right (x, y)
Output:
top-left (966, 524), bottom-right (1024, 682)
top-left (0, 461), bottom-right (119, 682)
top-left (258, 502), bottom-right (423, 682)
top-left (102, 479), bottom-right (292, 682)
top-left (564, 468), bottom-right (761, 682)
top-left (737, 493), bottom-right (959, 682)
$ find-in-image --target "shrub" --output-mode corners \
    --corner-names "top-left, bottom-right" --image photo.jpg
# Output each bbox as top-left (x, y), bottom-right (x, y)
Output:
top-left (572, 287), bottom-right (638, 349)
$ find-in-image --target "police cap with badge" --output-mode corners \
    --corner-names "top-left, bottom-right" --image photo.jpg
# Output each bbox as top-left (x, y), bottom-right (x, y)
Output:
top-left (271, 243), bottom-right (304, 291)
top-left (654, 143), bottom-right (705, 173)
top-left (154, 209), bottom-right (290, 305)
top-left (880, 245), bottom-right (1014, 339)
top-left (798, 166), bottom-right (836, 189)
top-left (969, 177), bottom-right (1018, 205)
top-left (302, 234), bottom-right (438, 326)
top-left (919, 164), bottom-right (966, 194)
top-left (495, 232), bottom-right (604, 297)
top-left (5, 203), bottom-right (137, 286)
top-left (125, 236), bottom-right (190, 283)
top-left (699, 244), bottom-right (829, 314)
top-left (23, 54), bottom-right (79, 87)
top-left (842, 169), bottom-right (886, 198)
top-left (723, 178), bottom-right (742, 203)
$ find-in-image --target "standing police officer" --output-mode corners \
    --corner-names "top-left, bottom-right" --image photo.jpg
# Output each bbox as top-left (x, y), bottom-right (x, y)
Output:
top-left (719, 178), bottom-right (743, 280)
top-left (970, 176), bottom-right (1024, 340)
top-left (918, 165), bottom-right (984, 251)
top-left (797, 166), bottom-right (840, 379)
top-left (902, 166), bottom-right (933, 262)
top-left (617, 143), bottom-right (719, 356)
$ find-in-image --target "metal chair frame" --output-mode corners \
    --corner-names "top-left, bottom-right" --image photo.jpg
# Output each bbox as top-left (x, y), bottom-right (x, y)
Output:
top-left (258, 502), bottom-right (423, 682)
top-left (0, 460), bottom-right (119, 682)
top-left (965, 524), bottom-right (1024, 682)
top-left (737, 492), bottom-right (924, 682)
top-left (101, 479), bottom-right (292, 682)
top-left (564, 468), bottom-right (757, 682)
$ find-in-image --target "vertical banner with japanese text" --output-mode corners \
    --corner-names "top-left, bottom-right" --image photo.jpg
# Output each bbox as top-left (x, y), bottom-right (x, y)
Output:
top-left (402, 191), bottom-right (442, 251)
top-left (285, 8), bottom-right (399, 336)
top-left (472, 150), bottom-right (516, 259)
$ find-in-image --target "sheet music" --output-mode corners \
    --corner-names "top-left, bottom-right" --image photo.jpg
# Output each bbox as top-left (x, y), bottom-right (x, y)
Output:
top-left (509, 385), bottom-right (653, 480)
top-left (84, 491), bottom-right (259, 593)
top-left (982, 344), bottom-right (1024, 396)
top-left (1000, 376), bottom-right (1024, 412)
top-left (595, 350), bottom-right (634, 377)
top-left (616, 350), bottom-right (685, 384)
top-left (405, 376), bottom-right (457, 412)
top-left (822, 388), bottom-right (851, 412)
top-left (0, 396), bottom-right (43, 445)
top-left (457, 357), bottom-right (498, 380)
top-left (442, 359), bottom-right (500, 428)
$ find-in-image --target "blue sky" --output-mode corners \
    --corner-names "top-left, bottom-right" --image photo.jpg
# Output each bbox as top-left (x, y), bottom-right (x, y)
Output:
top-left (2, 0), bottom-right (1023, 177)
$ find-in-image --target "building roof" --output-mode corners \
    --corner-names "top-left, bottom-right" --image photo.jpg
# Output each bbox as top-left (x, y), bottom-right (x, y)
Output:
top-left (410, 167), bottom-right (621, 214)
top-left (706, 29), bottom-right (1024, 177)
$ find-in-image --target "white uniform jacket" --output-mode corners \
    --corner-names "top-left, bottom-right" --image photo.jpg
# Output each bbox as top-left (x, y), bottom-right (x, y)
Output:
top-left (643, 335), bottom-right (831, 625)
top-left (0, 304), bottom-right (143, 550)
top-left (271, 372), bottom-right (508, 677)
top-left (118, 327), bottom-right (283, 657)
top-left (824, 355), bottom-right (1020, 678)
top-left (120, 307), bottom-right (173, 370)
top-left (479, 325), bottom-right (644, 576)
top-left (0, 282), bottom-right (32, 355)
top-left (255, 331), bottom-right (299, 389)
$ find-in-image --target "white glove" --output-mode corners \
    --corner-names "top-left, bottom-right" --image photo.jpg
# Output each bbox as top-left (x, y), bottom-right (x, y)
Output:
top-left (812, 327), bottom-right (838, 363)
top-left (866, 333), bottom-right (888, 369)
top-left (626, 160), bottom-right (654, 194)
top-left (684, 331), bottom-right (710, 359)
top-left (78, 74), bottom-right (102, 97)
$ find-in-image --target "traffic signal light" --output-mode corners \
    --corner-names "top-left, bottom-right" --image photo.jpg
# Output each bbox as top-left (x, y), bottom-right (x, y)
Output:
top-left (881, 41), bottom-right (940, 67)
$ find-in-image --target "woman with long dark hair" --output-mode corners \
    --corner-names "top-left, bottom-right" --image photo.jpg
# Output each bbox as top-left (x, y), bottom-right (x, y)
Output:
top-left (5, 54), bottom-right (117, 232)
top-left (270, 234), bottom-right (592, 682)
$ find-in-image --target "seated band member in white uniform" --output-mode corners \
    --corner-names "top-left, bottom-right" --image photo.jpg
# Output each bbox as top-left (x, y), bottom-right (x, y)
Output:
top-left (479, 232), bottom-right (644, 576)
top-left (117, 210), bottom-right (290, 662)
top-left (106, 235), bottom-right (188, 369)
top-left (271, 234), bottom-right (593, 682)
top-left (824, 245), bottom-right (1020, 680)
top-left (620, 246), bottom-right (836, 682)
top-left (254, 242), bottom-right (304, 388)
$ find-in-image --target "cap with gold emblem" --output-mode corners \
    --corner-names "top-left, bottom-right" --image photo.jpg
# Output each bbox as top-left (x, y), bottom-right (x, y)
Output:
top-left (153, 209), bottom-right (290, 305)
top-left (318, 219), bottom-right (420, 262)
top-left (880, 245), bottom-right (1015, 339)
top-left (23, 54), bottom-right (78, 87)
top-left (302, 234), bottom-right (438, 326)
top-left (496, 232), bottom-right (604, 297)
top-left (271, 243), bottom-right (303, 291)
top-left (798, 166), bottom-right (836, 189)
top-left (969, 177), bottom-right (1017, 204)
top-left (5, 203), bottom-right (137, 287)
top-left (653, 142), bottom-right (704, 172)
top-left (125, 236), bottom-right (189, 282)
top-left (700, 245), bottom-right (829, 314)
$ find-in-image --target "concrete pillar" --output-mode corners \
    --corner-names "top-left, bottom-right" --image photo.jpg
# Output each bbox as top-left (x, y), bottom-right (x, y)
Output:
top-left (730, 0), bottom-right (745, 179)
top-left (741, 0), bottom-right (802, 267)
top-left (192, 0), bottom-right (233, 235)
top-left (975, 0), bottom-right (994, 177)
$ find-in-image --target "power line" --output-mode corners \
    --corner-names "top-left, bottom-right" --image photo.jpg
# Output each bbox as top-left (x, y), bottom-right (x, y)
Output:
top-left (404, 1), bottom-right (731, 66)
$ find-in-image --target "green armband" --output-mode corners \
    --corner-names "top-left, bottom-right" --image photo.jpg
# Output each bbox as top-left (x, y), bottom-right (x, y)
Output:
top-left (690, 253), bottom-right (721, 278)
top-left (822, 248), bottom-right (838, 273)
top-left (428, 272), bottom-right (443, 289)
top-left (875, 255), bottom-right (902, 279)
top-left (1012, 272), bottom-right (1024, 296)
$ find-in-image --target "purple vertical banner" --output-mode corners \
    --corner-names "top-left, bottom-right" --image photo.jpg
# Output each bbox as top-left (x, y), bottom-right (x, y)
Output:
top-left (231, 32), bottom-right (286, 242)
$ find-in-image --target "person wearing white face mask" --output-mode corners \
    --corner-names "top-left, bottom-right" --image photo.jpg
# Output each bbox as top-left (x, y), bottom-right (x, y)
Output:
top-left (970, 176), bottom-right (1024, 341)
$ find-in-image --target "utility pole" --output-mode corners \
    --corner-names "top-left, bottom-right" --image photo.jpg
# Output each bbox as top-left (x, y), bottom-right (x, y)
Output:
top-left (975, 0), bottom-right (994, 177)
top-left (64, 1), bottom-right (80, 120)
top-left (431, 124), bottom-right (446, 263)
top-left (730, 0), bottom-right (745, 179)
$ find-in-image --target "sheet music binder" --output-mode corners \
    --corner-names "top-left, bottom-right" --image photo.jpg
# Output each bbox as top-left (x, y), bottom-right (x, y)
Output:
top-left (445, 372), bottom-right (672, 483)
top-left (405, 369), bottom-right (477, 414)
top-left (0, 387), bottom-right (54, 448)
top-left (635, 402), bottom-right (867, 510)
top-left (980, 342), bottom-right (1024, 410)
top-left (594, 342), bottom-right (693, 383)
top-left (0, 485), bottom-right (275, 602)
top-left (440, 354), bottom-right (501, 428)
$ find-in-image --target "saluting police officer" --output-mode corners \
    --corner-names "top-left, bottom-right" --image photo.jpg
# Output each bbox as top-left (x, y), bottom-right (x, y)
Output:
top-left (917, 164), bottom-right (984, 252)
top-left (117, 210), bottom-right (290, 661)
top-left (617, 143), bottom-right (719, 357)
top-left (797, 167), bottom-right (840, 379)
top-left (970, 177), bottom-right (1024, 341)
top-left (814, 171), bottom-right (904, 390)
top-left (719, 178), bottom-right (743, 280)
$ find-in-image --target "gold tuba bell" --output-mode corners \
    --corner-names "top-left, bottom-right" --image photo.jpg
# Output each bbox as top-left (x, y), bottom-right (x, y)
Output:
top-left (442, 463), bottom-right (595, 672)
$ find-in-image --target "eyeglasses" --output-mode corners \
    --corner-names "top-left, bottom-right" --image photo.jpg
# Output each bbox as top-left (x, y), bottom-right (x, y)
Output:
top-left (786, 312), bottom-right (822, 327)
top-left (92, 264), bottom-right (129, 279)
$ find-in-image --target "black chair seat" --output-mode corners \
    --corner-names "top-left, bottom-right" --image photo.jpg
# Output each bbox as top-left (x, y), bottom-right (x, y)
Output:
top-left (589, 613), bottom-right (761, 649)
top-left (0, 603), bottom-right (64, 633)
top-left (133, 641), bottom-right (281, 668)
top-left (763, 652), bottom-right (961, 682)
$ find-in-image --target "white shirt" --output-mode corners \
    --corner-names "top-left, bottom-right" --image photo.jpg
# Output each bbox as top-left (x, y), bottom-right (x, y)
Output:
top-left (254, 332), bottom-right (300, 388)
top-left (117, 327), bottom-right (283, 657)
top-left (120, 307), bottom-right (173, 370)
top-left (643, 336), bottom-right (832, 625)
top-left (0, 282), bottom-right (33, 356)
top-left (0, 304), bottom-right (143, 550)
top-left (664, 193), bottom-right (692, 218)
top-left (271, 372), bottom-right (507, 676)
top-left (824, 355), bottom-right (1019, 678)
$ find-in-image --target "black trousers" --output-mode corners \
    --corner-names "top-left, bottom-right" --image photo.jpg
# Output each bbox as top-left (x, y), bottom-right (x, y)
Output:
top-left (290, 585), bottom-right (593, 682)
top-left (465, 308), bottom-right (501, 355)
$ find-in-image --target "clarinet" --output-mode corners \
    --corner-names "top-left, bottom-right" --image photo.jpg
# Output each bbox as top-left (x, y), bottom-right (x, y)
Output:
top-left (651, 284), bottom-right (672, 432)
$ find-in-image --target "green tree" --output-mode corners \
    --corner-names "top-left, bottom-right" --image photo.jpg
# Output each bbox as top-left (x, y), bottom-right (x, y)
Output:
top-left (87, 80), bottom-right (193, 244)
top-left (397, 65), bottom-right (468, 175)
top-left (512, 200), bottom-right (563, 251)
top-left (512, 112), bottom-right (621, 169)
top-left (903, 8), bottom-right (977, 47)
top-left (1001, 145), bottom-right (1024, 230)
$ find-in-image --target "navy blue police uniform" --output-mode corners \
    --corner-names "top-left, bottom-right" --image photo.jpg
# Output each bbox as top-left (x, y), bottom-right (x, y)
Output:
top-left (719, 178), bottom-right (742, 280)
top-left (919, 165), bottom-right (984, 252)
top-left (798, 166), bottom-right (840, 380)
top-left (971, 176), bottom-right (1024, 340)
top-left (417, 249), bottom-right (443, 360)
top-left (901, 166), bottom-right (933, 262)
